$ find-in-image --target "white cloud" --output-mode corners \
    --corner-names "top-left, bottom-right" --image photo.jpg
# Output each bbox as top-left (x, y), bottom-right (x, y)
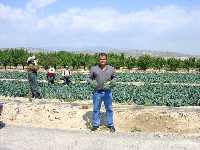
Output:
top-left (35, 6), bottom-right (200, 34)
top-left (0, 3), bottom-right (200, 54)
top-left (26, 0), bottom-right (57, 12)
top-left (0, 4), bottom-right (27, 22)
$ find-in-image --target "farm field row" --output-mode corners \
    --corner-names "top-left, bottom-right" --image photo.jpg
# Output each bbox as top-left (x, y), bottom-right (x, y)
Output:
top-left (0, 80), bottom-right (200, 107)
top-left (0, 71), bottom-right (199, 83)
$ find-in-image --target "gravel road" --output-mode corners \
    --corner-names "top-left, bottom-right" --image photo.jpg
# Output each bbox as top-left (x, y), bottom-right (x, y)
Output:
top-left (0, 125), bottom-right (200, 150)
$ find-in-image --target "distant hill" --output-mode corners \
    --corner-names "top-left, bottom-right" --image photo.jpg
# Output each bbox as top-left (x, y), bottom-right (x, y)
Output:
top-left (72, 48), bottom-right (200, 58)
top-left (1, 47), bottom-right (199, 58)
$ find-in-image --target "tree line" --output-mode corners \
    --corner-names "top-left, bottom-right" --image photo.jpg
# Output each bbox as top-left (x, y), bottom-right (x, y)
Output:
top-left (0, 48), bottom-right (200, 71)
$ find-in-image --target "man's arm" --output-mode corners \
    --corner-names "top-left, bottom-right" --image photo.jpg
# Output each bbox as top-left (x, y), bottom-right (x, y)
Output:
top-left (111, 67), bottom-right (117, 81)
top-left (87, 67), bottom-right (98, 88)
top-left (87, 67), bottom-right (95, 84)
top-left (104, 67), bottom-right (117, 89)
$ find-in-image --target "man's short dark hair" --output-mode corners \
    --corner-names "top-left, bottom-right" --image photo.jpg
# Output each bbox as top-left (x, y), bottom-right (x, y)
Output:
top-left (99, 53), bottom-right (108, 59)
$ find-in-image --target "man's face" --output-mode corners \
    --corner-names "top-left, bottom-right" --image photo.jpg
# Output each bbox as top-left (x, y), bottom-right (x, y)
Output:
top-left (99, 55), bottom-right (107, 66)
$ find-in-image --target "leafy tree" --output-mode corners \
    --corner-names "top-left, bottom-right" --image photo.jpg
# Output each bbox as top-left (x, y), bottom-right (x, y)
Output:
top-left (126, 56), bottom-right (137, 70)
top-left (196, 59), bottom-right (200, 72)
top-left (167, 58), bottom-right (181, 71)
top-left (137, 54), bottom-right (152, 70)
top-left (108, 53), bottom-right (121, 69)
top-left (152, 57), bottom-right (166, 71)
top-left (0, 50), bottom-right (10, 69)
top-left (182, 57), bottom-right (196, 72)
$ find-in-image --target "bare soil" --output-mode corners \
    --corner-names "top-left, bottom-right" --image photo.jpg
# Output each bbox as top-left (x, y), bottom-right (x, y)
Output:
top-left (1, 97), bottom-right (200, 134)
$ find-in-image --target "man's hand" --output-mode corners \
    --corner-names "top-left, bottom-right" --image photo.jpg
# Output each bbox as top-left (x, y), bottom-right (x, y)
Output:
top-left (90, 80), bottom-right (98, 89)
top-left (104, 80), bottom-right (115, 89)
top-left (104, 81), bottom-right (110, 89)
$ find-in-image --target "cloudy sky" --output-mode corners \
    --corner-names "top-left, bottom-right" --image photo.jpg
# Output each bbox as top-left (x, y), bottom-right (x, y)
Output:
top-left (0, 0), bottom-right (200, 54)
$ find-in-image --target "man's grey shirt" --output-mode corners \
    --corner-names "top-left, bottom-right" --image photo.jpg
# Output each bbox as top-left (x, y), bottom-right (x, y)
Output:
top-left (87, 65), bottom-right (116, 90)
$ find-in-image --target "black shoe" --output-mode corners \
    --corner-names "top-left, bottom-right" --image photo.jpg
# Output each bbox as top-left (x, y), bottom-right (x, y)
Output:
top-left (36, 95), bottom-right (42, 99)
top-left (108, 126), bottom-right (116, 133)
top-left (91, 126), bottom-right (99, 131)
top-left (35, 92), bottom-right (42, 99)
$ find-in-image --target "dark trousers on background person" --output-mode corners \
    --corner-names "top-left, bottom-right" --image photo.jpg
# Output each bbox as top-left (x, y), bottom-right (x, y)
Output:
top-left (47, 76), bottom-right (55, 84)
top-left (28, 72), bottom-right (41, 98)
top-left (0, 102), bottom-right (3, 115)
top-left (61, 76), bottom-right (70, 85)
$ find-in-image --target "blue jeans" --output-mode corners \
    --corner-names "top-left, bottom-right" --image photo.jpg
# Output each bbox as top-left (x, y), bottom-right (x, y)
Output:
top-left (92, 90), bottom-right (114, 127)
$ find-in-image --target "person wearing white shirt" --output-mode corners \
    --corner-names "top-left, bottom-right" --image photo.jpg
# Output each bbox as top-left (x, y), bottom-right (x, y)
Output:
top-left (61, 66), bottom-right (71, 85)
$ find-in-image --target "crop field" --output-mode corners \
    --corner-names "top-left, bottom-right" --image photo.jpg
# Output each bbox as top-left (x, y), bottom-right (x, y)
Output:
top-left (0, 71), bottom-right (200, 107)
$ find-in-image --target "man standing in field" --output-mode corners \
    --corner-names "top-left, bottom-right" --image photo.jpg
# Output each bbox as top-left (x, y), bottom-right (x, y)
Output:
top-left (27, 55), bottom-right (41, 99)
top-left (87, 53), bottom-right (116, 132)
top-left (0, 102), bottom-right (3, 116)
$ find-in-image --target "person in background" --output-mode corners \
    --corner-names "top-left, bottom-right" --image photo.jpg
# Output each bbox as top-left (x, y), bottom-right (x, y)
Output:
top-left (87, 53), bottom-right (116, 132)
top-left (0, 101), bottom-right (5, 128)
top-left (0, 102), bottom-right (3, 116)
top-left (27, 55), bottom-right (41, 99)
top-left (61, 66), bottom-right (71, 85)
top-left (47, 67), bottom-right (56, 84)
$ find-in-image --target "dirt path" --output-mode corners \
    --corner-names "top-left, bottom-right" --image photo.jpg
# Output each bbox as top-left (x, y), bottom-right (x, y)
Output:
top-left (1, 78), bottom-right (200, 86)
top-left (1, 125), bottom-right (200, 150)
